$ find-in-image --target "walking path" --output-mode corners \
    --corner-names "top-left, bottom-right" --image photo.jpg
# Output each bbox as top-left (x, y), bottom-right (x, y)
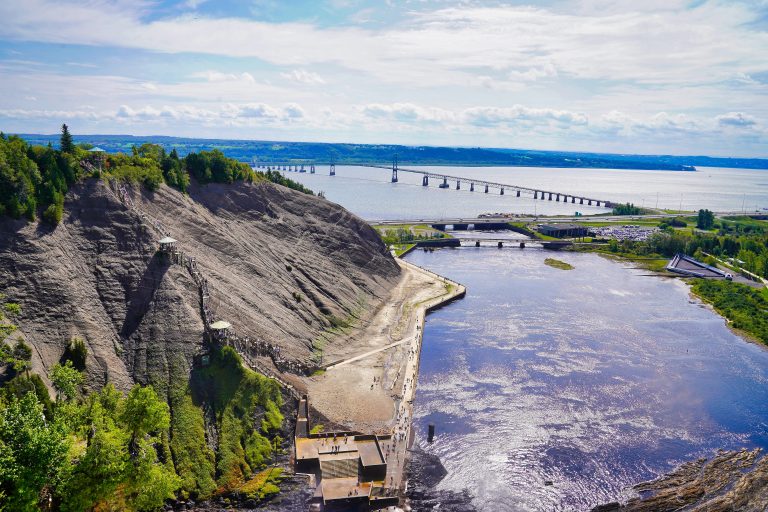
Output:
top-left (383, 258), bottom-right (465, 490)
top-left (306, 258), bottom-right (464, 434)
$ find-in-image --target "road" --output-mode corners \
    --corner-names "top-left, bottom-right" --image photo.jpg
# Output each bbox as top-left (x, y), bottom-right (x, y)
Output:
top-left (370, 211), bottom-right (753, 226)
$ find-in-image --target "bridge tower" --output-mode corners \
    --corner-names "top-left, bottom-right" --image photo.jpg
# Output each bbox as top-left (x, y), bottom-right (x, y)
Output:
top-left (330, 162), bottom-right (336, 176)
top-left (516, 190), bottom-right (521, 197)
top-left (391, 155), bottom-right (399, 183)
top-left (500, 187), bottom-right (504, 195)
top-left (470, 183), bottom-right (475, 192)
top-left (422, 175), bottom-right (429, 186)
top-left (456, 180), bottom-right (461, 190)
top-left (310, 164), bottom-right (315, 174)
top-left (485, 184), bottom-right (489, 193)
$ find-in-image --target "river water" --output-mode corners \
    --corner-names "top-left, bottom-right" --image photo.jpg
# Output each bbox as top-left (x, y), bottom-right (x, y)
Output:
top-left (403, 247), bottom-right (768, 511)
top-left (280, 165), bottom-right (768, 220)
top-left (286, 164), bottom-right (768, 510)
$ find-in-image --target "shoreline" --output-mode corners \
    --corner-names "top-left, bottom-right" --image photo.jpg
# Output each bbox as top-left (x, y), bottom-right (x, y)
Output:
top-left (299, 255), bottom-right (465, 501)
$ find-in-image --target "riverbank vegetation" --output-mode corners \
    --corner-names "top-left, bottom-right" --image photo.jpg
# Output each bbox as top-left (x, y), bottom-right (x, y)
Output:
top-left (570, 215), bottom-right (768, 344)
top-left (612, 202), bottom-right (648, 215)
top-left (0, 125), bottom-right (312, 225)
top-left (691, 280), bottom-right (768, 344)
top-left (374, 224), bottom-right (449, 252)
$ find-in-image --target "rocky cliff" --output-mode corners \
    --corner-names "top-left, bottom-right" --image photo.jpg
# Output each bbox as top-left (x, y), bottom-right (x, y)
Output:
top-left (0, 178), bottom-right (400, 391)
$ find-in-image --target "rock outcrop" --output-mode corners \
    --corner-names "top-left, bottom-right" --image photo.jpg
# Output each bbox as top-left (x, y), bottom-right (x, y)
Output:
top-left (591, 449), bottom-right (768, 512)
top-left (0, 178), bottom-right (400, 391)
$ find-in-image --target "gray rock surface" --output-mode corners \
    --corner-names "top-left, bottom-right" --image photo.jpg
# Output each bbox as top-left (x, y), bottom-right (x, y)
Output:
top-left (0, 178), bottom-right (399, 392)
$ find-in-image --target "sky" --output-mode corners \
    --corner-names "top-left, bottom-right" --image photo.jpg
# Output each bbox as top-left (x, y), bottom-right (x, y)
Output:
top-left (0, 0), bottom-right (766, 157)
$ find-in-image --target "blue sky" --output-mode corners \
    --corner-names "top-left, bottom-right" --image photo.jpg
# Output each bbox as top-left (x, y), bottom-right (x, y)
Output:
top-left (0, 0), bottom-right (766, 157)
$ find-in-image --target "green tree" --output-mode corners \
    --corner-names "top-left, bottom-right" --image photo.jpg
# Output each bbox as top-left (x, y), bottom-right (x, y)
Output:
top-left (50, 361), bottom-right (83, 402)
top-left (59, 124), bottom-right (74, 154)
top-left (697, 209), bottom-right (715, 230)
top-left (0, 392), bottom-right (68, 511)
top-left (120, 384), bottom-right (170, 443)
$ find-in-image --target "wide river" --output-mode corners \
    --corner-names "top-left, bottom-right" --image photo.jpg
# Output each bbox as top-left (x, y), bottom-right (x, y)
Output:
top-left (281, 165), bottom-right (768, 219)
top-left (286, 165), bottom-right (768, 510)
top-left (404, 247), bottom-right (768, 511)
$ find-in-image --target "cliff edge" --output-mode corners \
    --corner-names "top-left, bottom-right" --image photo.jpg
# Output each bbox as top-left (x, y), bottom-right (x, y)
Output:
top-left (0, 178), bottom-right (400, 391)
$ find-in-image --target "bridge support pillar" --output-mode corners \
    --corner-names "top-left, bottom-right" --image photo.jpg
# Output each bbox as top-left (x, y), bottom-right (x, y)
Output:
top-left (440, 177), bottom-right (449, 188)
top-left (485, 184), bottom-right (489, 193)
top-left (475, 241), bottom-right (480, 247)
top-left (580, 198), bottom-right (584, 204)
top-left (500, 188), bottom-right (504, 195)
top-left (310, 164), bottom-right (315, 174)
top-left (498, 241), bottom-right (503, 248)
top-left (456, 180), bottom-right (461, 190)
top-left (470, 183), bottom-right (474, 192)
top-left (556, 194), bottom-right (560, 201)
top-left (549, 193), bottom-right (553, 200)
top-left (301, 164), bottom-right (305, 172)
top-left (588, 200), bottom-right (592, 205)
top-left (330, 164), bottom-right (336, 176)
top-left (422, 175), bottom-right (429, 186)
top-left (572, 196), bottom-right (576, 203)
top-left (534, 191), bottom-right (538, 199)
top-left (516, 190), bottom-right (521, 197)
top-left (392, 156), bottom-right (399, 183)
top-left (596, 201), bottom-right (601, 207)
top-left (519, 242), bottom-right (525, 248)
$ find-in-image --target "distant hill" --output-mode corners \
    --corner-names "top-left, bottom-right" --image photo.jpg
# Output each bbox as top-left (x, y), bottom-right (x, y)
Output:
top-left (15, 133), bottom-right (768, 170)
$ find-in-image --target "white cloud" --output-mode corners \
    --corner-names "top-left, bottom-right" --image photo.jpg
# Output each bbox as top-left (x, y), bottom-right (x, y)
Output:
top-left (717, 112), bottom-right (757, 128)
top-left (462, 106), bottom-right (588, 128)
top-left (0, 1), bottom-right (766, 155)
top-left (280, 69), bottom-right (326, 85)
top-left (193, 70), bottom-right (256, 83)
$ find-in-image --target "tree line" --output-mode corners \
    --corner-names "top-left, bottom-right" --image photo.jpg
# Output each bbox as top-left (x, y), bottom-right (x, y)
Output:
top-left (0, 125), bottom-right (314, 226)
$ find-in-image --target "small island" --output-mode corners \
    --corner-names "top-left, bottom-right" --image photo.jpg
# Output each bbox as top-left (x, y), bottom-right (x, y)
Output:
top-left (544, 258), bottom-right (575, 270)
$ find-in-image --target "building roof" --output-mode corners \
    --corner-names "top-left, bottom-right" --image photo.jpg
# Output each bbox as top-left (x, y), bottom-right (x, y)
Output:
top-left (158, 236), bottom-right (177, 244)
top-left (210, 321), bottom-right (232, 330)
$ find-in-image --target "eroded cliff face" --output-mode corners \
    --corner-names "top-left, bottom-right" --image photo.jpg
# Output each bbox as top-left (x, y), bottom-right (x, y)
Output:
top-left (0, 178), bottom-right (399, 391)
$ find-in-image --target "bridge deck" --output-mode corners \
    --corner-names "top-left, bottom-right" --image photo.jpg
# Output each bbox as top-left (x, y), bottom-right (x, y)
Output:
top-left (255, 162), bottom-right (613, 206)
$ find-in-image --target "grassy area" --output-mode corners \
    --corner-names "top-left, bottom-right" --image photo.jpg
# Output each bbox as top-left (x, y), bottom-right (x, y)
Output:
top-left (238, 468), bottom-right (285, 500)
top-left (544, 258), bottom-right (574, 270)
top-left (310, 424), bottom-right (324, 435)
top-left (372, 223), bottom-right (449, 239)
top-left (392, 243), bottom-right (416, 257)
top-left (690, 280), bottom-right (768, 345)
top-left (192, 346), bottom-right (284, 491)
top-left (169, 383), bottom-right (217, 499)
top-left (571, 245), bottom-right (671, 272)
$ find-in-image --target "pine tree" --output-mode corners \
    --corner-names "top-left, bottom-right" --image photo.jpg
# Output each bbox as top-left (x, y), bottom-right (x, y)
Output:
top-left (60, 124), bottom-right (74, 154)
